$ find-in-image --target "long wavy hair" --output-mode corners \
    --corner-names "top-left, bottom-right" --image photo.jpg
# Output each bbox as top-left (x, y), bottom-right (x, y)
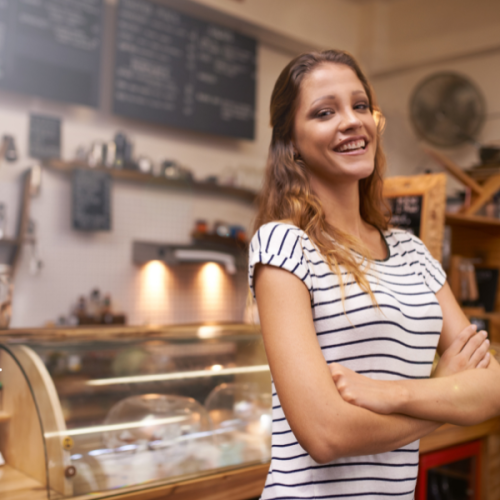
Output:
top-left (254, 49), bottom-right (391, 304)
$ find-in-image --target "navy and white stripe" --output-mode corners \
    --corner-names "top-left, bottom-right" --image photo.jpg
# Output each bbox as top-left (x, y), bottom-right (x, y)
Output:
top-left (249, 222), bottom-right (445, 500)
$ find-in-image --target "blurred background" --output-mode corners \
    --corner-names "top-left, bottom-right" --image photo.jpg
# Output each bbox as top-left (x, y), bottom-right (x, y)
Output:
top-left (0, 0), bottom-right (499, 328)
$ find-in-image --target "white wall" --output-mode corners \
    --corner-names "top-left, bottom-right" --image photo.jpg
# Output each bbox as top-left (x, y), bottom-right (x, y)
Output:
top-left (0, 43), bottom-right (292, 327)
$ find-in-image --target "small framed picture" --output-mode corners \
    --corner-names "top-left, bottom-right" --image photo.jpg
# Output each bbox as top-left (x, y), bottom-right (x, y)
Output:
top-left (383, 173), bottom-right (447, 262)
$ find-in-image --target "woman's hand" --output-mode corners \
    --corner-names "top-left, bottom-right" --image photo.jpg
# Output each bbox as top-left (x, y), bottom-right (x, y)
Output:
top-left (329, 363), bottom-right (403, 415)
top-left (330, 324), bottom-right (491, 415)
top-left (433, 324), bottom-right (490, 378)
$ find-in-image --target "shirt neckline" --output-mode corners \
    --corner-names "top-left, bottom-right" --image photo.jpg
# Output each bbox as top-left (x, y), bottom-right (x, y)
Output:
top-left (375, 228), bottom-right (391, 262)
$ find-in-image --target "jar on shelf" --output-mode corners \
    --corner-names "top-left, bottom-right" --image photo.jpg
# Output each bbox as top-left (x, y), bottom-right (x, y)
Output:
top-left (0, 264), bottom-right (12, 329)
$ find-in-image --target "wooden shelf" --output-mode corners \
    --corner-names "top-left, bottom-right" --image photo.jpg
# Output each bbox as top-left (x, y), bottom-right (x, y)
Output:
top-left (0, 239), bottom-right (20, 246)
top-left (44, 159), bottom-right (258, 204)
top-left (445, 212), bottom-right (500, 229)
top-left (0, 238), bottom-right (34, 246)
top-left (0, 411), bottom-right (11, 423)
top-left (465, 164), bottom-right (500, 181)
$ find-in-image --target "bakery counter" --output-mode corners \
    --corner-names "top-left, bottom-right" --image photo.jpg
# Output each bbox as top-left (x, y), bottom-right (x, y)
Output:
top-left (1, 324), bottom-right (499, 500)
top-left (0, 323), bottom-right (272, 500)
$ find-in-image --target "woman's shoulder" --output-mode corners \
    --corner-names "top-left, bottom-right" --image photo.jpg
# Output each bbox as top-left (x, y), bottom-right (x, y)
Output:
top-left (383, 228), bottom-right (440, 262)
top-left (249, 221), bottom-right (309, 256)
top-left (383, 227), bottom-right (423, 246)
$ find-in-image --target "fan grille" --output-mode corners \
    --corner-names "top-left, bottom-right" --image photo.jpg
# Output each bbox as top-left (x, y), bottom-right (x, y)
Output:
top-left (410, 72), bottom-right (485, 148)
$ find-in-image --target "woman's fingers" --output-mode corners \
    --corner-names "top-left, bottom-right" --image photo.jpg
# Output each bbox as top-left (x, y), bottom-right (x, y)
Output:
top-left (477, 352), bottom-right (491, 369)
top-left (469, 335), bottom-right (490, 367)
top-left (446, 324), bottom-right (477, 357)
top-left (461, 329), bottom-right (488, 360)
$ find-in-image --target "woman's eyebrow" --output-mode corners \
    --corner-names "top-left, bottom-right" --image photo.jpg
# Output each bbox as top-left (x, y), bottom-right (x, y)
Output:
top-left (311, 95), bottom-right (336, 106)
top-left (311, 90), bottom-right (366, 107)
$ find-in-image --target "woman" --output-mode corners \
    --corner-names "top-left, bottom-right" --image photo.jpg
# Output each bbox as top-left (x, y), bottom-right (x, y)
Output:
top-left (249, 49), bottom-right (499, 499)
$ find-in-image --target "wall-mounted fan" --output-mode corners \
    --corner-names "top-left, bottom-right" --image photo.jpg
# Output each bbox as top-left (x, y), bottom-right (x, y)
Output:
top-left (410, 72), bottom-right (486, 148)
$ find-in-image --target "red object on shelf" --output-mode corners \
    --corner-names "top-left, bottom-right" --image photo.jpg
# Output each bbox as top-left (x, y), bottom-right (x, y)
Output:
top-left (415, 439), bottom-right (482, 500)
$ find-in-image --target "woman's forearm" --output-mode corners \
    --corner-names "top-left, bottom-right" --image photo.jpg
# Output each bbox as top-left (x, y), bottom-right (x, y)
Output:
top-left (396, 362), bottom-right (500, 426)
top-left (331, 356), bottom-right (500, 426)
top-left (323, 403), bottom-right (440, 462)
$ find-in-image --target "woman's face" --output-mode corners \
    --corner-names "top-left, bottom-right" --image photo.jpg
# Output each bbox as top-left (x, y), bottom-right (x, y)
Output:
top-left (292, 63), bottom-right (377, 186)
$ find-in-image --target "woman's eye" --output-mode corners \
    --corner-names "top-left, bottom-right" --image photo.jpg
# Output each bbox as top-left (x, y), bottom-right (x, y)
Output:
top-left (354, 103), bottom-right (369, 111)
top-left (317, 109), bottom-right (334, 118)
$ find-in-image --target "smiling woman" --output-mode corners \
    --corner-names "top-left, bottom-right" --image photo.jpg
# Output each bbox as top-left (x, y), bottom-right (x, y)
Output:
top-left (248, 50), bottom-right (499, 500)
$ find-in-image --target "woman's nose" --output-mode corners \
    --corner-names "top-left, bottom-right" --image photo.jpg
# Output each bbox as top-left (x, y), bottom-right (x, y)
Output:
top-left (339, 109), bottom-right (362, 131)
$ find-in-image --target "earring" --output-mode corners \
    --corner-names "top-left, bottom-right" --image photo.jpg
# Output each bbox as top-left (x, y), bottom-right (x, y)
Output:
top-left (293, 150), bottom-right (301, 161)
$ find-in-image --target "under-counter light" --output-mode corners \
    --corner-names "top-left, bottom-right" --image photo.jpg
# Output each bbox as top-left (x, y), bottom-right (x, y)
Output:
top-left (133, 241), bottom-right (242, 275)
top-left (198, 262), bottom-right (228, 318)
top-left (138, 260), bottom-right (172, 323)
top-left (197, 325), bottom-right (222, 338)
top-left (175, 249), bottom-right (236, 274)
top-left (86, 364), bottom-right (270, 387)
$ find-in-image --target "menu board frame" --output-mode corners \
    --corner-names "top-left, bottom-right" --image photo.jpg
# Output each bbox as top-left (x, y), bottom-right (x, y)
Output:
top-left (383, 173), bottom-right (447, 262)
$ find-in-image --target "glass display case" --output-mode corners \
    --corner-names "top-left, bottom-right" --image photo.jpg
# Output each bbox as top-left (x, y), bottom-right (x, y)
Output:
top-left (0, 323), bottom-right (271, 500)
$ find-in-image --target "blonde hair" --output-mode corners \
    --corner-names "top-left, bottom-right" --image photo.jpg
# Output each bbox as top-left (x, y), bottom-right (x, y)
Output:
top-left (254, 50), bottom-right (391, 305)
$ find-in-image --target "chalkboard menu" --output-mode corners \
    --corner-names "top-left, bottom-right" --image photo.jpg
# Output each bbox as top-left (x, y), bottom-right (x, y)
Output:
top-left (0, 0), bottom-right (103, 107)
top-left (113, 0), bottom-right (256, 139)
top-left (386, 195), bottom-right (422, 237)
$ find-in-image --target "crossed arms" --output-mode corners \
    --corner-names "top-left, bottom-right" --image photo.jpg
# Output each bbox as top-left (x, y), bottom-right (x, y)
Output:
top-left (254, 264), bottom-right (500, 464)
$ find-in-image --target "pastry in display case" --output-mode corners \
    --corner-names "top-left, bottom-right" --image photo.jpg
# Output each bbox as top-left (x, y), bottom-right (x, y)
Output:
top-left (0, 323), bottom-right (271, 499)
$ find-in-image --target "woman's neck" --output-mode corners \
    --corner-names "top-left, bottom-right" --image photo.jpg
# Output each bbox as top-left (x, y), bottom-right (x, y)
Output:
top-left (310, 177), bottom-right (366, 238)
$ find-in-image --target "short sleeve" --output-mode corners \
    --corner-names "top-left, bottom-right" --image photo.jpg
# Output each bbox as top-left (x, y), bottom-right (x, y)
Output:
top-left (248, 222), bottom-right (313, 299)
top-left (411, 235), bottom-right (447, 293)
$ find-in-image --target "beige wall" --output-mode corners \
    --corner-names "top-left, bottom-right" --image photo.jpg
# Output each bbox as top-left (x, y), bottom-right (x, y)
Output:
top-left (359, 0), bottom-right (500, 76)
top-left (364, 0), bottom-right (500, 192)
top-left (372, 50), bottom-right (500, 182)
top-left (190, 0), bottom-right (361, 54)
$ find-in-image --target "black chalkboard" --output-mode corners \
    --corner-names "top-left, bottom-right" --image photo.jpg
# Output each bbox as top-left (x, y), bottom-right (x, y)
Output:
top-left (0, 0), bottom-right (103, 107)
top-left (386, 195), bottom-right (422, 237)
top-left (113, 0), bottom-right (256, 139)
top-left (29, 114), bottom-right (61, 160)
top-left (72, 169), bottom-right (111, 231)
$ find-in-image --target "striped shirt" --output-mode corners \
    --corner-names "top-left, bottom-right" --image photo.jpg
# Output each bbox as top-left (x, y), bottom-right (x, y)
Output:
top-left (248, 221), bottom-right (446, 500)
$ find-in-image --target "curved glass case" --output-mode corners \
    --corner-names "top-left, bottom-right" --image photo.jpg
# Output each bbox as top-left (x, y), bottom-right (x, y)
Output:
top-left (0, 323), bottom-right (271, 499)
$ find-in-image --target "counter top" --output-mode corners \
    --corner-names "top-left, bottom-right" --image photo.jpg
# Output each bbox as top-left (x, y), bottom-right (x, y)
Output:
top-left (420, 417), bottom-right (500, 454)
top-left (0, 323), bottom-right (261, 342)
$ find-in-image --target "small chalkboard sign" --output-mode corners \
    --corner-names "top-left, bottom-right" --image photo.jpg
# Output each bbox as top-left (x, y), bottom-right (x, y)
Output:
top-left (72, 169), bottom-right (111, 231)
top-left (385, 195), bottom-right (423, 237)
top-left (383, 174), bottom-right (446, 262)
top-left (29, 114), bottom-right (61, 160)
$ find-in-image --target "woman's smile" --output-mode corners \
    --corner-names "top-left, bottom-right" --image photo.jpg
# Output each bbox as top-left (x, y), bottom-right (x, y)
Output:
top-left (333, 135), bottom-right (368, 154)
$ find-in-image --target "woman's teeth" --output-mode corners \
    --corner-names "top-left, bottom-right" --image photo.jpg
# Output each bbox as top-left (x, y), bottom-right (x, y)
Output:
top-left (336, 139), bottom-right (366, 152)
